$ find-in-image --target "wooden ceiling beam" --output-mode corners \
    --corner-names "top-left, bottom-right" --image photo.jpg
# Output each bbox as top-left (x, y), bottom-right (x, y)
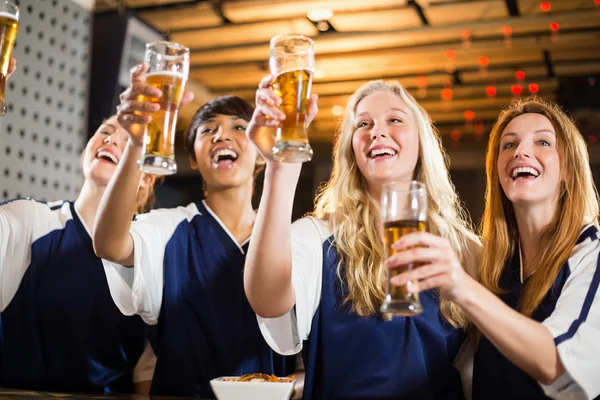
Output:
top-left (138, 2), bottom-right (223, 31)
top-left (170, 19), bottom-right (318, 49)
top-left (220, 0), bottom-right (408, 23)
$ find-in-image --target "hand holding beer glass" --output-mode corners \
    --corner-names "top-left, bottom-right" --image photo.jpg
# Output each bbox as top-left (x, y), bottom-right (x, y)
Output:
top-left (269, 34), bottom-right (314, 163)
top-left (0, 1), bottom-right (18, 116)
top-left (138, 41), bottom-right (189, 175)
top-left (380, 181), bottom-right (427, 316)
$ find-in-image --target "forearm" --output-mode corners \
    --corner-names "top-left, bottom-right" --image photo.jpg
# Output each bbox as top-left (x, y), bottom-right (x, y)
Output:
top-left (461, 278), bottom-right (565, 384)
top-left (244, 162), bottom-right (301, 318)
top-left (93, 141), bottom-right (143, 263)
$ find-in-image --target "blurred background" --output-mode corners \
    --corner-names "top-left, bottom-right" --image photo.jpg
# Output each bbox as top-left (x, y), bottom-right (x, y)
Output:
top-left (1, 0), bottom-right (599, 226)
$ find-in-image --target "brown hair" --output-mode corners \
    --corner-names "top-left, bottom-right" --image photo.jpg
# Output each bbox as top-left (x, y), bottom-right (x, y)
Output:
top-left (481, 97), bottom-right (599, 317)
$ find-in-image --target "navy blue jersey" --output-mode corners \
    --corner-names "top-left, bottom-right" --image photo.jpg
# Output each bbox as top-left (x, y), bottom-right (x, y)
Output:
top-left (0, 199), bottom-right (145, 393)
top-left (258, 217), bottom-right (466, 400)
top-left (103, 201), bottom-right (294, 398)
top-left (473, 224), bottom-right (600, 400)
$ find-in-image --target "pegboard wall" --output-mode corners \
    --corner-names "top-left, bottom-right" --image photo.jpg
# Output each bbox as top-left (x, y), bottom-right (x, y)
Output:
top-left (0, 0), bottom-right (91, 201)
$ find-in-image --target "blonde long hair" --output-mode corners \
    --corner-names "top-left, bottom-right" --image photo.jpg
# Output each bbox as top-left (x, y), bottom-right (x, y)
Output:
top-left (314, 80), bottom-right (480, 327)
top-left (480, 98), bottom-right (600, 317)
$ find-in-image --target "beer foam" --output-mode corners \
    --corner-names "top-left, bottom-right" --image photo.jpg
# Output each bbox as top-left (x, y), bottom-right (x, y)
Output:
top-left (0, 12), bottom-right (18, 21)
top-left (145, 71), bottom-right (186, 80)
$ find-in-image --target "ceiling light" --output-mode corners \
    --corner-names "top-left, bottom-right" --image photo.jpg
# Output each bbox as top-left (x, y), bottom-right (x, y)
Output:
top-left (307, 9), bottom-right (334, 22)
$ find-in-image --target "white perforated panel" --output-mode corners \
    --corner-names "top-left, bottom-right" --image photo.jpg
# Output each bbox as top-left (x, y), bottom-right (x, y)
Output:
top-left (0, 0), bottom-right (91, 201)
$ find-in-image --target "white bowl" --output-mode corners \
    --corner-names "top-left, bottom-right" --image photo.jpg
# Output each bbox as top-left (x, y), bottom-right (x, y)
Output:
top-left (210, 376), bottom-right (296, 400)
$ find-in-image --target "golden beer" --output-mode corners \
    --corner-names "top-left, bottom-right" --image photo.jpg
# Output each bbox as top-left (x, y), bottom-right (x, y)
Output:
top-left (269, 34), bottom-right (314, 162)
top-left (273, 69), bottom-right (312, 153)
top-left (383, 219), bottom-right (427, 316)
top-left (138, 41), bottom-right (189, 175)
top-left (140, 71), bottom-right (185, 174)
top-left (0, 10), bottom-right (18, 116)
top-left (380, 181), bottom-right (428, 316)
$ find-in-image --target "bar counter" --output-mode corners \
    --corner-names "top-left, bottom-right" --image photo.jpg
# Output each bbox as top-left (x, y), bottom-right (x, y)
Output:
top-left (0, 389), bottom-right (205, 400)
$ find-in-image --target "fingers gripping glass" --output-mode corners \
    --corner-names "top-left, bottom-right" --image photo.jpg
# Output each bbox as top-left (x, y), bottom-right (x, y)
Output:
top-left (380, 181), bottom-right (428, 316)
top-left (138, 41), bottom-right (190, 175)
top-left (269, 34), bottom-right (314, 163)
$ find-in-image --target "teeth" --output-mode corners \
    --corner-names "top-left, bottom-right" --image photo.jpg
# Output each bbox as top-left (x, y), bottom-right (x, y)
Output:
top-left (96, 150), bottom-right (118, 164)
top-left (369, 148), bottom-right (397, 158)
top-left (212, 148), bottom-right (239, 163)
top-left (512, 166), bottom-right (540, 178)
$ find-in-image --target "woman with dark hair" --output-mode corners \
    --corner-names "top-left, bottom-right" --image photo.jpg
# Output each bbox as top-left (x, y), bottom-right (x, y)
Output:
top-left (93, 64), bottom-right (294, 398)
top-left (0, 113), bottom-right (156, 393)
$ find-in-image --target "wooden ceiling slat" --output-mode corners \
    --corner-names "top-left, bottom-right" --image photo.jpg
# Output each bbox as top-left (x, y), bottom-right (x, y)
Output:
top-left (122, 0), bottom-right (195, 7)
top-left (221, 0), bottom-right (407, 23)
top-left (460, 66), bottom-right (547, 83)
top-left (170, 19), bottom-right (318, 49)
top-left (424, 0), bottom-right (508, 26)
top-left (551, 49), bottom-right (600, 63)
top-left (329, 8), bottom-right (422, 32)
top-left (138, 3), bottom-right (223, 31)
top-left (518, 0), bottom-right (595, 15)
top-left (555, 62), bottom-right (600, 76)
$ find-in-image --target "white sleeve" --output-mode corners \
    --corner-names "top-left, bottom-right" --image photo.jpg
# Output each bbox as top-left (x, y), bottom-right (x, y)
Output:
top-left (132, 342), bottom-right (157, 383)
top-left (102, 204), bottom-right (197, 325)
top-left (541, 239), bottom-right (600, 400)
top-left (257, 217), bottom-right (327, 355)
top-left (0, 200), bottom-right (64, 311)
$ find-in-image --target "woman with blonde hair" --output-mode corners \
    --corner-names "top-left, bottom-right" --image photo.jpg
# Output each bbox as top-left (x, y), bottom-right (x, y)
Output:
top-left (244, 76), bottom-right (480, 398)
top-left (389, 98), bottom-right (600, 399)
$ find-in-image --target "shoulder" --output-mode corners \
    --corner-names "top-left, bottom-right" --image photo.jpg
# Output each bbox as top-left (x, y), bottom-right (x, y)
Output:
top-left (292, 216), bottom-right (331, 244)
top-left (1, 198), bottom-right (72, 226)
top-left (134, 203), bottom-right (200, 225)
top-left (567, 224), bottom-right (600, 275)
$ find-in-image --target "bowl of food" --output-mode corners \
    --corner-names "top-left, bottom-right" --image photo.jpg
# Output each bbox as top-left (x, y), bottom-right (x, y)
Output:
top-left (210, 373), bottom-right (296, 400)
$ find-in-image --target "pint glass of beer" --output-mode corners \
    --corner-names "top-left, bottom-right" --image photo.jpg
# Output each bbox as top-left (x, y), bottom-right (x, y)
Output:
top-left (0, 1), bottom-right (18, 116)
top-left (269, 34), bottom-right (314, 163)
top-left (138, 41), bottom-right (189, 175)
top-left (380, 181), bottom-right (427, 316)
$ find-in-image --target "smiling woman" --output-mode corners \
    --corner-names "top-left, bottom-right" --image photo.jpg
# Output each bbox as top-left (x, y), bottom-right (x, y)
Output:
top-left (0, 115), bottom-right (154, 394)
top-left (92, 66), bottom-right (296, 398)
top-left (384, 98), bottom-right (600, 400)
top-left (243, 77), bottom-right (480, 399)
top-left (183, 95), bottom-right (264, 195)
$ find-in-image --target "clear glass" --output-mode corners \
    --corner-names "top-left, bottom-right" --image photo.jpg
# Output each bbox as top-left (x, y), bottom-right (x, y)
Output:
top-left (380, 181), bottom-right (428, 316)
top-left (269, 34), bottom-right (314, 163)
top-left (0, 1), bottom-right (19, 116)
top-left (138, 41), bottom-right (189, 175)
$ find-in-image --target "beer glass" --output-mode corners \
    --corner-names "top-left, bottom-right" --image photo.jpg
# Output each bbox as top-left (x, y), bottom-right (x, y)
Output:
top-left (380, 181), bottom-right (427, 316)
top-left (138, 41), bottom-right (189, 175)
top-left (269, 34), bottom-right (314, 163)
top-left (0, 1), bottom-right (18, 116)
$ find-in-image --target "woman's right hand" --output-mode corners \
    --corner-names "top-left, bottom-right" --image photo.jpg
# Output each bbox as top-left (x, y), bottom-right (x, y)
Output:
top-left (246, 74), bottom-right (318, 161)
top-left (116, 63), bottom-right (162, 146)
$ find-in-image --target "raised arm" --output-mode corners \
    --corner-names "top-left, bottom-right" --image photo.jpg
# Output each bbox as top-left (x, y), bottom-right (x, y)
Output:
top-left (92, 64), bottom-right (193, 265)
top-left (92, 64), bottom-right (159, 265)
top-left (243, 75), bottom-right (318, 318)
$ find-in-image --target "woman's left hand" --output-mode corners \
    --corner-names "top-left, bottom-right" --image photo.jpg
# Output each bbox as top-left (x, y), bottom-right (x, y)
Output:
top-left (386, 231), bottom-right (473, 304)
